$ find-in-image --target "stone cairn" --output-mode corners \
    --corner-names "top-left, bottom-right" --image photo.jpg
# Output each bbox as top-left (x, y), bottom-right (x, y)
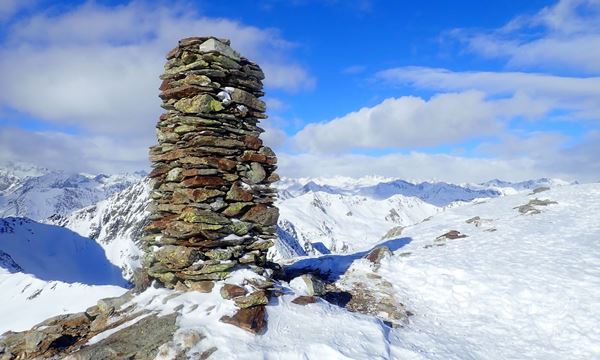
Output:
top-left (143, 37), bottom-right (279, 291)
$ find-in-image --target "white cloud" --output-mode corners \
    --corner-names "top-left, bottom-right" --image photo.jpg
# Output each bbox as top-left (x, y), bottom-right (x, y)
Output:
top-left (454, 0), bottom-right (600, 73)
top-left (291, 90), bottom-right (549, 153)
top-left (0, 1), bottom-right (314, 135)
top-left (478, 131), bottom-right (600, 180)
top-left (277, 152), bottom-right (542, 183)
top-left (377, 67), bottom-right (600, 119)
top-left (0, 0), bottom-right (35, 21)
top-left (264, 97), bottom-right (286, 111)
top-left (277, 129), bottom-right (600, 182)
top-left (0, 127), bottom-right (150, 174)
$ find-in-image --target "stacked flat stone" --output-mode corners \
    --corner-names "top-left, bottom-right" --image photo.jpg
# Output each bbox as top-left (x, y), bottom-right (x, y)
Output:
top-left (144, 36), bottom-right (279, 289)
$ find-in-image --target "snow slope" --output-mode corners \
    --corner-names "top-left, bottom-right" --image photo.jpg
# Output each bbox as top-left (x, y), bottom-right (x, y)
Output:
top-left (275, 191), bottom-right (440, 258)
top-left (375, 183), bottom-right (600, 359)
top-left (49, 179), bottom-right (151, 280)
top-left (0, 269), bottom-right (126, 334)
top-left (68, 183), bottom-right (600, 359)
top-left (0, 217), bottom-right (129, 334)
top-left (1, 183), bottom-right (598, 359)
top-left (0, 217), bottom-right (126, 286)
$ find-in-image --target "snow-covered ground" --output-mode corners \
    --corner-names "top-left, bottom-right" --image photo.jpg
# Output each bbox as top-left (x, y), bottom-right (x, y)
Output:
top-left (0, 270), bottom-right (126, 334)
top-left (0, 216), bottom-right (129, 334)
top-left (276, 191), bottom-right (440, 257)
top-left (53, 182), bottom-right (597, 359)
top-left (1, 175), bottom-right (598, 359)
top-left (378, 183), bottom-right (600, 359)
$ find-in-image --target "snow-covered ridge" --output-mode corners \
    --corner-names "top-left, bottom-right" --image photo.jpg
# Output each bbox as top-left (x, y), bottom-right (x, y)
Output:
top-left (2, 182), bottom-right (597, 358)
top-left (275, 191), bottom-right (440, 258)
top-left (275, 176), bottom-right (568, 206)
top-left (0, 162), bottom-right (144, 221)
top-left (48, 179), bottom-right (151, 280)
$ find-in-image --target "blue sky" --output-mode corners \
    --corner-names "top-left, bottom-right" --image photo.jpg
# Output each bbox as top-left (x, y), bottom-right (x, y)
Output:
top-left (0, 0), bottom-right (598, 182)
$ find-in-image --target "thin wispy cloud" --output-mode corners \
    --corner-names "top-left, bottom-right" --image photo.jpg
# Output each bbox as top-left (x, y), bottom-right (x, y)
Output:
top-left (451, 0), bottom-right (600, 73)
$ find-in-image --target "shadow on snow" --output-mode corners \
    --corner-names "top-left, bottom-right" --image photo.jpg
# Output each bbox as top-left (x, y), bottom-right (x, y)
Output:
top-left (281, 237), bottom-right (412, 282)
top-left (0, 217), bottom-right (127, 287)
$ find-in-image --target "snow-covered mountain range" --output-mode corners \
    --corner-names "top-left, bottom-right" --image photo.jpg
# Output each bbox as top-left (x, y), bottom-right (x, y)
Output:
top-left (1, 170), bottom-right (597, 358)
top-left (0, 162), bottom-right (575, 280)
top-left (274, 176), bottom-right (503, 206)
top-left (0, 162), bottom-right (144, 221)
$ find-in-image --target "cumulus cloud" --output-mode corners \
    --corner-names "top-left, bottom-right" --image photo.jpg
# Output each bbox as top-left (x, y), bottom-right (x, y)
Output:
top-left (0, 127), bottom-right (149, 174)
top-left (291, 90), bottom-right (552, 153)
top-left (453, 0), bottom-right (600, 73)
top-left (278, 129), bottom-right (600, 183)
top-left (277, 152), bottom-right (541, 183)
top-left (0, 0), bottom-right (35, 21)
top-left (0, 1), bottom-right (314, 135)
top-left (377, 67), bottom-right (600, 119)
top-left (478, 131), bottom-right (600, 180)
top-left (0, 1), bottom-right (315, 174)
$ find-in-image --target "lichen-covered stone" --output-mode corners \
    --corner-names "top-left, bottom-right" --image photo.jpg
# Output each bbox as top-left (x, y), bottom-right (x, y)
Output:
top-left (246, 162), bottom-right (266, 184)
top-left (174, 94), bottom-right (223, 114)
top-left (154, 245), bottom-right (199, 269)
top-left (233, 290), bottom-right (268, 308)
top-left (220, 284), bottom-right (247, 299)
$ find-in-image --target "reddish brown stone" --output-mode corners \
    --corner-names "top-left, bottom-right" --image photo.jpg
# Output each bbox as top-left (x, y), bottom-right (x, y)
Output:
top-left (182, 176), bottom-right (226, 188)
top-left (291, 296), bottom-right (317, 305)
top-left (240, 151), bottom-right (267, 163)
top-left (266, 157), bottom-right (277, 165)
top-left (218, 158), bottom-right (237, 171)
top-left (438, 230), bottom-right (468, 240)
top-left (243, 135), bottom-right (262, 150)
top-left (159, 84), bottom-right (204, 100)
top-left (187, 281), bottom-right (215, 293)
top-left (180, 156), bottom-right (237, 171)
top-left (226, 182), bottom-right (253, 202)
top-left (166, 46), bottom-right (180, 59)
top-left (148, 165), bottom-right (170, 178)
top-left (178, 36), bottom-right (209, 47)
top-left (241, 204), bottom-right (279, 226)
top-left (159, 113), bottom-right (170, 121)
top-left (144, 218), bottom-right (171, 233)
top-left (172, 188), bottom-right (223, 204)
top-left (159, 79), bottom-right (172, 91)
top-left (220, 284), bottom-right (247, 299)
top-left (149, 149), bottom-right (189, 162)
top-left (266, 172), bottom-right (280, 183)
top-left (220, 306), bottom-right (267, 334)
